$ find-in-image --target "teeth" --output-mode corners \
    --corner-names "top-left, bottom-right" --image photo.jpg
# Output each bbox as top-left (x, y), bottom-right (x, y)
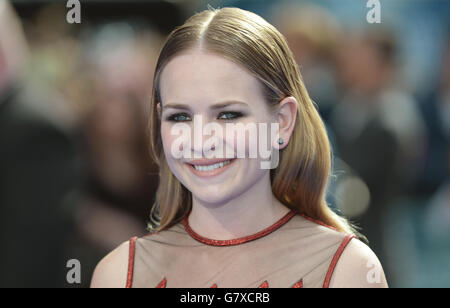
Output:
top-left (194, 160), bottom-right (232, 171)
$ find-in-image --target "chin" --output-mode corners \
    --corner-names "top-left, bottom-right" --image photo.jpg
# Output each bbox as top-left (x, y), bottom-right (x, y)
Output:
top-left (189, 184), bottom-right (235, 205)
top-left (168, 158), bottom-right (265, 206)
top-left (191, 195), bottom-right (233, 208)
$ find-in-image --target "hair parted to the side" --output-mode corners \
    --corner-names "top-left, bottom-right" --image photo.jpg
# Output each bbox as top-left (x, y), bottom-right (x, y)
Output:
top-left (147, 6), bottom-right (362, 238)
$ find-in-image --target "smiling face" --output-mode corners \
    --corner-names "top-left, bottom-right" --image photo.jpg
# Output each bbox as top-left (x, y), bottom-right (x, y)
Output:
top-left (158, 48), bottom-right (278, 207)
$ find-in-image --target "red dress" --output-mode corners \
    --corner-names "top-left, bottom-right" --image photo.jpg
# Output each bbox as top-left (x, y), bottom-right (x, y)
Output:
top-left (125, 209), bottom-right (356, 288)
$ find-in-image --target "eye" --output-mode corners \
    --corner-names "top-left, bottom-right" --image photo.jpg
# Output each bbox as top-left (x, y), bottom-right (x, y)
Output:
top-left (217, 111), bottom-right (244, 120)
top-left (166, 113), bottom-right (191, 122)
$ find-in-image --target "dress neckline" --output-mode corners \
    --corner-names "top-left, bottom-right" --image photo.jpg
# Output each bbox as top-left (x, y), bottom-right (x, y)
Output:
top-left (182, 208), bottom-right (297, 246)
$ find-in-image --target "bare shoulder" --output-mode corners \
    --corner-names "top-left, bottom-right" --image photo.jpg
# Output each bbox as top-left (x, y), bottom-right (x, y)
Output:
top-left (328, 237), bottom-right (389, 288)
top-left (90, 240), bottom-right (131, 288)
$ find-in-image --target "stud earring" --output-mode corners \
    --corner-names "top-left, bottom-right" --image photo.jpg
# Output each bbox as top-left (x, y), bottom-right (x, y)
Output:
top-left (278, 138), bottom-right (284, 145)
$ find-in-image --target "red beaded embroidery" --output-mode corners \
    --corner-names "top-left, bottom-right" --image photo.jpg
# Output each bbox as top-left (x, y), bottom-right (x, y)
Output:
top-left (154, 278), bottom-right (303, 288)
top-left (126, 210), bottom-right (354, 289)
top-left (323, 234), bottom-right (356, 288)
top-left (182, 209), bottom-right (297, 246)
top-left (298, 213), bottom-right (337, 231)
top-left (292, 279), bottom-right (303, 288)
top-left (126, 236), bottom-right (138, 288)
top-left (156, 277), bottom-right (167, 288)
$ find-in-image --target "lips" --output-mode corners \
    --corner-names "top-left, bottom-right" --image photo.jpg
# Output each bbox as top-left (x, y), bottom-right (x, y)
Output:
top-left (186, 158), bottom-right (233, 166)
top-left (185, 158), bottom-right (237, 178)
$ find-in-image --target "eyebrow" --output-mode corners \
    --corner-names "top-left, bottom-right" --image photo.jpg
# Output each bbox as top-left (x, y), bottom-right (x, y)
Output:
top-left (162, 101), bottom-right (249, 112)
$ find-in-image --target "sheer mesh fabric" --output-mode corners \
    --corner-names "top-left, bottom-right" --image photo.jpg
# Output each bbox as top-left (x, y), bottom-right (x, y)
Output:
top-left (128, 210), bottom-right (355, 288)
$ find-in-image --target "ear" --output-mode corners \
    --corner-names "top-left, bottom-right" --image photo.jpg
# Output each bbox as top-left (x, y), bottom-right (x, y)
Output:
top-left (273, 96), bottom-right (298, 149)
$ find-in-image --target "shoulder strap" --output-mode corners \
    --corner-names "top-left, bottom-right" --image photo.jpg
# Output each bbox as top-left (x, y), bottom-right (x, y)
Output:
top-left (126, 236), bottom-right (138, 288)
top-left (298, 213), bottom-right (338, 231)
top-left (323, 234), bottom-right (357, 288)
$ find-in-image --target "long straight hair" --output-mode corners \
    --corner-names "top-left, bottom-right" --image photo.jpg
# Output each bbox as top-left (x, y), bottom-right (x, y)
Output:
top-left (148, 7), bottom-right (358, 236)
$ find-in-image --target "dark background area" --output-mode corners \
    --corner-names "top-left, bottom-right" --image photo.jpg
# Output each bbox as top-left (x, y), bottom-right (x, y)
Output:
top-left (0, 0), bottom-right (449, 288)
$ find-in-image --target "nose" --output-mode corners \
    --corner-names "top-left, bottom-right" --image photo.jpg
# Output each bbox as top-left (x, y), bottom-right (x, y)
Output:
top-left (191, 114), bottom-right (221, 158)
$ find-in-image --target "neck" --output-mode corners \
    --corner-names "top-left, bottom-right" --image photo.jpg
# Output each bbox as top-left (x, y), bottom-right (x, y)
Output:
top-left (187, 173), bottom-right (292, 240)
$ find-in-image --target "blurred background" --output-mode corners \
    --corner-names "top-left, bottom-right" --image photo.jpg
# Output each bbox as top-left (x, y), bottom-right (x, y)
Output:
top-left (0, 0), bottom-right (449, 288)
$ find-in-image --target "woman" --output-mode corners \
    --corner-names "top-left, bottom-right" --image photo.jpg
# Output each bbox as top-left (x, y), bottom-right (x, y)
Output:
top-left (91, 7), bottom-right (388, 288)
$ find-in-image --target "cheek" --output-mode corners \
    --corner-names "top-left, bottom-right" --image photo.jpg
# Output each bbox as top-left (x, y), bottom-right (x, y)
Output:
top-left (160, 124), bottom-right (180, 160)
top-left (223, 120), bottom-right (274, 158)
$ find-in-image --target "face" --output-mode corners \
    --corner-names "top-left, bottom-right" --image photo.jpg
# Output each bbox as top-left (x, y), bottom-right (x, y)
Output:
top-left (158, 49), bottom-right (279, 207)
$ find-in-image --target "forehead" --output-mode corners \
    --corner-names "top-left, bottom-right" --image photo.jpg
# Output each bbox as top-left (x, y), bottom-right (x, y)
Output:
top-left (159, 49), bottom-right (265, 107)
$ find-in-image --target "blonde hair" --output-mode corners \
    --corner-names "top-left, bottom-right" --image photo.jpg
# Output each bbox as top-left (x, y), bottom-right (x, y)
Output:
top-left (148, 7), bottom-right (358, 236)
